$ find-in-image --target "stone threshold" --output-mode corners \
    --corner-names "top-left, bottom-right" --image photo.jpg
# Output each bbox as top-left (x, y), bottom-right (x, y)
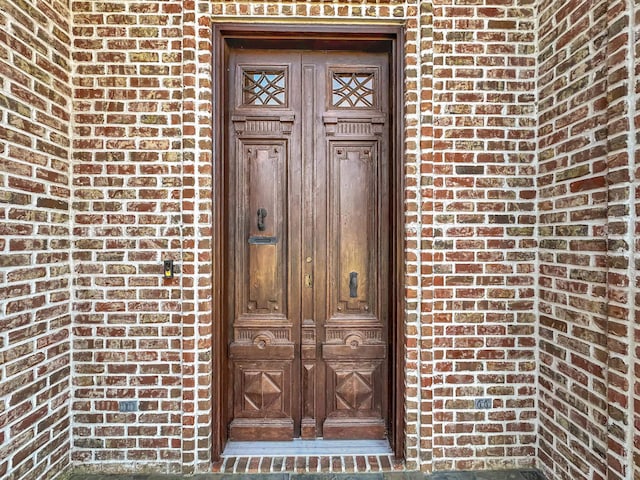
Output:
top-left (222, 440), bottom-right (393, 456)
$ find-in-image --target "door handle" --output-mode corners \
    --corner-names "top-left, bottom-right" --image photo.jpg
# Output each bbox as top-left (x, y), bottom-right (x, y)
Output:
top-left (257, 208), bottom-right (267, 231)
top-left (349, 271), bottom-right (358, 298)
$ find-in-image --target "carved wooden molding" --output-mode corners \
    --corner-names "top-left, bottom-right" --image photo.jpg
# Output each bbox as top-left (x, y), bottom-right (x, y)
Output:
top-left (323, 114), bottom-right (386, 136)
top-left (232, 114), bottom-right (295, 135)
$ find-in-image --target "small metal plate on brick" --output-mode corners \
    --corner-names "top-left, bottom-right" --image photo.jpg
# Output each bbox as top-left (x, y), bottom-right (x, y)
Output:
top-left (248, 236), bottom-right (277, 245)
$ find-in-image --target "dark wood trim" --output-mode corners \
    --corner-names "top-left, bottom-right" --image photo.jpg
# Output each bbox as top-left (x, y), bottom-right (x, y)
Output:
top-left (211, 22), bottom-right (406, 461)
top-left (390, 28), bottom-right (406, 459)
top-left (211, 23), bottom-right (226, 461)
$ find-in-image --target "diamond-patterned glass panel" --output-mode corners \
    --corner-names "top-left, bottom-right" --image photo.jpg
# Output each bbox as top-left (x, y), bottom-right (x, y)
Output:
top-left (242, 70), bottom-right (286, 106)
top-left (332, 72), bottom-right (375, 108)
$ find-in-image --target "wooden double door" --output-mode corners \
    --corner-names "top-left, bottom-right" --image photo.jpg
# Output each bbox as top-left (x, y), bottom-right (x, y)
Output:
top-left (226, 48), bottom-right (390, 440)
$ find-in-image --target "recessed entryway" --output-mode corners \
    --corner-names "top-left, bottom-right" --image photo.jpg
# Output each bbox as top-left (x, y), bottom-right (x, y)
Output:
top-left (212, 23), bottom-right (405, 461)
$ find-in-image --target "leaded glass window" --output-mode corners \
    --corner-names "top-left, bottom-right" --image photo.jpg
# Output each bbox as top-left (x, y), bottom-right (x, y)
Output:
top-left (331, 72), bottom-right (375, 108)
top-left (242, 69), bottom-right (286, 106)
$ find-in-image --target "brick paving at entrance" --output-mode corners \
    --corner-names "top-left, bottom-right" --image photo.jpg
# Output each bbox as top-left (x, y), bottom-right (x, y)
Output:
top-left (67, 469), bottom-right (546, 480)
top-left (212, 454), bottom-right (403, 473)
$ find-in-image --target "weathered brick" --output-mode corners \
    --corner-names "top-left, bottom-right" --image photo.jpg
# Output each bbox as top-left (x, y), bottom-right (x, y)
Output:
top-left (2, 0), bottom-right (639, 478)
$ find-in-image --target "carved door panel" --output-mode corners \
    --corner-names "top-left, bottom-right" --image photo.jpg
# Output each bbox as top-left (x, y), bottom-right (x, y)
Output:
top-left (227, 49), bottom-right (389, 440)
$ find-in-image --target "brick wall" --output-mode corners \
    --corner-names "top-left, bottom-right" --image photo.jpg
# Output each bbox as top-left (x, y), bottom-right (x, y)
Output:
top-left (412, 1), bottom-right (433, 469)
top-left (634, 2), bottom-right (640, 478)
top-left (172, 2), bottom-right (535, 470)
top-left (0, 0), bottom-right (73, 479)
top-left (3, 0), bottom-right (640, 478)
top-left (604, 1), bottom-right (636, 478)
top-left (537, 0), bottom-right (609, 477)
top-left (6, 0), bottom-right (538, 475)
top-left (537, 0), bottom-right (639, 478)
top-left (180, 0), bottom-right (214, 472)
top-left (71, 0), bottom-right (185, 472)
top-left (69, 0), bottom-right (427, 473)
top-left (430, 0), bottom-right (538, 470)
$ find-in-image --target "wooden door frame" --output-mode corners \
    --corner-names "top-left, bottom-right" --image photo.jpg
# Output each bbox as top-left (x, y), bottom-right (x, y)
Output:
top-left (211, 22), bottom-right (406, 461)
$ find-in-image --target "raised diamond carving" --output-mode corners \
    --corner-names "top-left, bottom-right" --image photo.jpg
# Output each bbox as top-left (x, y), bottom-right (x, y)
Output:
top-left (243, 371), bottom-right (282, 411)
top-left (335, 371), bottom-right (373, 410)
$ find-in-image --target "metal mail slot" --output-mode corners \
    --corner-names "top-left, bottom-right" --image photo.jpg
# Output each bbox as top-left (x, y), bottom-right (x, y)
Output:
top-left (248, 236), bottom-right (277, 245)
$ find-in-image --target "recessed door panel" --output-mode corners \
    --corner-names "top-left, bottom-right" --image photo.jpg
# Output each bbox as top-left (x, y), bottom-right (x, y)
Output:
top-left (241, 142), bottom-right (287, 316)
top-left (329, 142), bottom-right (377, 317)
top-left (227, 48), bottom-right (389, 441)
top-left (229, 356), bottom-right (294, 440)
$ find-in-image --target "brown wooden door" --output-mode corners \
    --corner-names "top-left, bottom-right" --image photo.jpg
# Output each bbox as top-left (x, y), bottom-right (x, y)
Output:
top-left (226, 48), bottom-right (390, 441)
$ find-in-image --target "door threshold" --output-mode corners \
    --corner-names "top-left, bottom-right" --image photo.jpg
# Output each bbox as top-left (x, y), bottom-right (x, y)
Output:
top-left (222, 439), bottom-right (393, 457)
top-left (216, 438), bottom-right (401, 473)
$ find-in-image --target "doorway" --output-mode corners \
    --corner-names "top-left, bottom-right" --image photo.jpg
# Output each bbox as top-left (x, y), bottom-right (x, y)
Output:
top-left (212, 23), bottom-right (405, 459)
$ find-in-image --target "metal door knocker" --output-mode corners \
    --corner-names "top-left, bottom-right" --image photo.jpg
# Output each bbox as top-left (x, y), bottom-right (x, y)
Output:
top-left (349, 271), bottom-right (358, 298)
top-left (257, 208), bottom-right (267, 231)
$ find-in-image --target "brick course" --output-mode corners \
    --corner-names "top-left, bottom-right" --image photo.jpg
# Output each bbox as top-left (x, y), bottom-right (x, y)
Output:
top-left (634, 2), bottom-right (640, 478)
top-left (179, 0), bottom-right (213, 471)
